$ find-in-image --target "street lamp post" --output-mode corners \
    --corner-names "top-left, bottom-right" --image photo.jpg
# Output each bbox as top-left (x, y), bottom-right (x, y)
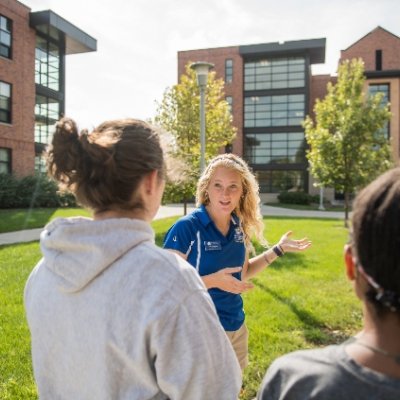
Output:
top-left (190, 61), bottom-right (214, 174)
top-left (319, 186), bottom-right (325, 211)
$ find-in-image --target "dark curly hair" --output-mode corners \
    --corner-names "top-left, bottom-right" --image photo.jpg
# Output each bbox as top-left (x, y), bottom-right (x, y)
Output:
top-left (351, 168), bottom-right (400, 317)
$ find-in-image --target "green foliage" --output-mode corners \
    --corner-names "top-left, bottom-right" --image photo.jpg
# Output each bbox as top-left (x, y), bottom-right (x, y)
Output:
top-left (0, 174), bottom-right (76, 209)
top-left (304, 58), bottom-right (392, 222)
top-left (0, 173), bottom-right (18, 207)
top-left (277, 191), bottom-right (317, 205)
top-left (155, 63), bottom-right (236, 202)
top-left (162, 180), bottom-right (195, 205)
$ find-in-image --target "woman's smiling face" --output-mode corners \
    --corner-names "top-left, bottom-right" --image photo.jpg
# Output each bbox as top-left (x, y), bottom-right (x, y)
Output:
top-left (206, 166), bottom-right (243, 216)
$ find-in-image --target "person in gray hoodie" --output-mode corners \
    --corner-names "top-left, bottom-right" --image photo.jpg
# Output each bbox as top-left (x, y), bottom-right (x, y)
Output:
top-left (24, 117), bottom-right (242, 400)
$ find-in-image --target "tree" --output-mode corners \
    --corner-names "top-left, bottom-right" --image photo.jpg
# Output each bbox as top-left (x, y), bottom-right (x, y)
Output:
top-left (155, 63), bottom-right (236, 213)
top-left (304, 58), bottom-right (392, 226)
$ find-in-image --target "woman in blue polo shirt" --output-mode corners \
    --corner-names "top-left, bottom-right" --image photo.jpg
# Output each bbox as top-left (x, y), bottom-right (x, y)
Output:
top-left (163, 154), bottom-right (311, 371)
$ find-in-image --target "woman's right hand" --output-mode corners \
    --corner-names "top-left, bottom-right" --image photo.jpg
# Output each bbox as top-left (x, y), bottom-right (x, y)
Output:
top-left (203, 267), bottom-right (254, 293)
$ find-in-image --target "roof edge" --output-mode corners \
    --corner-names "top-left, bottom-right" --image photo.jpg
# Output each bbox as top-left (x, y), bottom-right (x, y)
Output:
top-left (29, 10), bottom-right (97, 54)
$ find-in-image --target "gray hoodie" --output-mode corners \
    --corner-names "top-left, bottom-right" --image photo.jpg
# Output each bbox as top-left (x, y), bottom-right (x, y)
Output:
top-left (25, 217), bottom-right (241, 400)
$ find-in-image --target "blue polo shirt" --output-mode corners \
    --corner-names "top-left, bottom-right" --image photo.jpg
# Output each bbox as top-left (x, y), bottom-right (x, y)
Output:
top-left (163, 205), bottom-right (246, 331)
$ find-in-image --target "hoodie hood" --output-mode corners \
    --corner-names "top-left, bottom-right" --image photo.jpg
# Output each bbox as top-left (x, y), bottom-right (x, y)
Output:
top-left (40, 217), bottom-right (154, 293)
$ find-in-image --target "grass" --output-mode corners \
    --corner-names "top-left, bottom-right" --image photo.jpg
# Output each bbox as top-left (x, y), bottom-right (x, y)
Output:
top-left (0, 208), bottom-right (91, 233)
top-left (0, 214), bottom-right (360, 400)
top-left (265, 202), bottom-right (346, 212)
top-left (241, 217), bottom-right (360, 398)
top-left (0, 242), bottom-right (41, 399)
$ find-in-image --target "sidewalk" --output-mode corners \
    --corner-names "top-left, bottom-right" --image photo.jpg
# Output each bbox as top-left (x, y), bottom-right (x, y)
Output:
top-left (0, 204), bottom-right (344, 246)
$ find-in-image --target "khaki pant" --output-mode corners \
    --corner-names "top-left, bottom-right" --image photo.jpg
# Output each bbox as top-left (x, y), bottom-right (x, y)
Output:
top-left (226, 323), bottom-right (249, 371)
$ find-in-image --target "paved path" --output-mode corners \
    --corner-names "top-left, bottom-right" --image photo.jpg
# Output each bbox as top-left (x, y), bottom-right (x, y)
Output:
top-left (0, 204), bottom-right (344, 246)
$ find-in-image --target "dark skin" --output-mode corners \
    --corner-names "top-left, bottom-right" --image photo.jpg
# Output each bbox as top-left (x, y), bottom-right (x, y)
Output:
top-left (344, 244), bottom-right (400, 379)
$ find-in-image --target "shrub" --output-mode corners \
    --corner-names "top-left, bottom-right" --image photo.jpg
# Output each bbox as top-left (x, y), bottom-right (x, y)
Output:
top-left (277, 191), bottom-right (314, 205)
top-left (0, 173), bottom-right (18, 208)
top-left (0, 173), bottom-right (76, 208)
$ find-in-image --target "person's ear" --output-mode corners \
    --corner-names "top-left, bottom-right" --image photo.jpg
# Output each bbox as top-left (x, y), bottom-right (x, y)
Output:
top-left (344, 244), bottom-right (356, 281)
top-left (142, 170), bottom-right (159, 196)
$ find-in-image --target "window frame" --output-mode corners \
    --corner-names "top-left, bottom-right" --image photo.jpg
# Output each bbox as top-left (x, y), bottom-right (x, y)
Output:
top-left (244, 94), bottom-right (305, 128)
top-left (368, 83), bottom-right (390, 139)
top-left (35, 34), bottom-right (61, 91)
top-left (34, 94), bottom-right (60, 145)
top-left (225, 96), bottom-right (233, 113)
top-left (0, 147), bottom-right (12, 174)
top-left (0, 14), bottom-right (12, 59)
top-left (0, 81), bottom-right (12, 124)
top-left (256, 169), bottom-right (306, 193)
top-left (225, 59), bottom-right (233, 83)
top-left (244, 131), bottom-right (306, 165)
top-left (244, 57), bottom-right (305, 91)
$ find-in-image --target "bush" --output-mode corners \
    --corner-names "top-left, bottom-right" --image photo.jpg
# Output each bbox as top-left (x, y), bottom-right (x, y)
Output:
top-left (277, 191), bottom-right (314, 205)
top-left (0, 173), bottom-right (76, 208)
top-left (162, 180), bottom-right (195, 205)
top-left (0, 173), bottom-right (18, 208)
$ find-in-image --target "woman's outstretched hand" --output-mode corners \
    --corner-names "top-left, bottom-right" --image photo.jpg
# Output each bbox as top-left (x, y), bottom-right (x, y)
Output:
top-left (204, 267), bottom-right (254, 294)
top-left (278, 231), bottom-right (311, 253)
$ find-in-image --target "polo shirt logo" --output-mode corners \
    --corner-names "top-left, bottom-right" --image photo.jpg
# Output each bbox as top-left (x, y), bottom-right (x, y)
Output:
top-left (234, 228), bottom-right (244, 243)
top-left (204, 241), bottom-right (222, 251)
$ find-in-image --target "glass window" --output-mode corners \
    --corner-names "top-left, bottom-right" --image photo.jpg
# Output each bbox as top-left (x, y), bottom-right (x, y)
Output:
top-left (369, 83), bottom-right (389, 102)
top-left (226, 96), bottom-right (233, 113)
top-left (225, 59), bottom-right (233, 83)
top-left (244, 132), bottom-right (306, 166)
top-left (244, 94), bottom-right (305, 127)
top-left (35, 36), bottom-right (60, 91)
top-left (0, 81), bottom-right (11, 124)
top-left (35, 155), bottom-right (47, 173)
top-left (368, 83), bottom-right (390, 139)
top-left (256, 170), bottom-right (306, 193)
top-left (244, 57), bottom-right (305, 91)
top-left (0, 148), bottom-right (11, 174)
top-left (35, 95), bottom-right (60, 145)
top-left (0, 15), bottom-right (12, 59)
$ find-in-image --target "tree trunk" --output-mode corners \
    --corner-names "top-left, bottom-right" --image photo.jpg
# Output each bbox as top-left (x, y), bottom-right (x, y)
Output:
top-left (183, 199), bottom-right (187, 216)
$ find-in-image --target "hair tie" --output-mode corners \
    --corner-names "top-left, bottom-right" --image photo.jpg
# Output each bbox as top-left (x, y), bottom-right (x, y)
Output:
top-left (375, 290), bottom-right (400, 312)
top-left (357, 264), bottom-right (400, 312)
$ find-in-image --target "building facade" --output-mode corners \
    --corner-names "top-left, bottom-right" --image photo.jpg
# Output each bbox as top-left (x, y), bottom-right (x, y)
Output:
top-left (340, 27), bottom-right (400, 163)
top-left (0, 0), bottom-right (96, 176)
top-left (178, 26), bottom-right (400, 201)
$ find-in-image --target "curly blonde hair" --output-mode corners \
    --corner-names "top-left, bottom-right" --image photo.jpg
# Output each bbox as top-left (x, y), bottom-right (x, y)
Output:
top-left (196, 154), bottom-right (267, 252)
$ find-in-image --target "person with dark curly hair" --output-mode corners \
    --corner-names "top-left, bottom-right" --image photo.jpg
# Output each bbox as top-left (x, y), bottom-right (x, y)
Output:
top-left (257, 168), bottom-right (400, 400)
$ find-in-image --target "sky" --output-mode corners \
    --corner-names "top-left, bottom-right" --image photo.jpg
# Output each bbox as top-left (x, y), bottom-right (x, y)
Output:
top-left (20, 0), bottom-right (400, 129)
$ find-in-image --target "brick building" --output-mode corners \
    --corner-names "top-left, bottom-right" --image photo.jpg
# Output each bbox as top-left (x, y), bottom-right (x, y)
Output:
top-left (178, 26), bottom-right (400, 201)
top-left (0, 0), bottom-right (96, 176)
top-left (340, 27), bottom-right (400, 163)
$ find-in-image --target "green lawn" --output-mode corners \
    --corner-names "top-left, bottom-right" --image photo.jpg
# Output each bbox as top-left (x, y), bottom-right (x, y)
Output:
top-left (265, 202), bottom-right (346, 212)
top-left (0, 215), bottom-right (360, 400)
top-left (0, 208), bottom-right (91, 233)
